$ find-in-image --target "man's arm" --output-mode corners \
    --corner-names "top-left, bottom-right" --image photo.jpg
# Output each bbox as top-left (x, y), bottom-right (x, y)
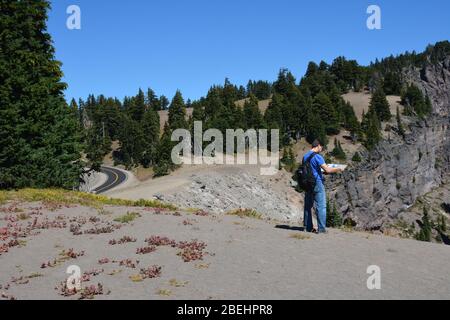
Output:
top-left (321, 164), bottom-right (342, 174)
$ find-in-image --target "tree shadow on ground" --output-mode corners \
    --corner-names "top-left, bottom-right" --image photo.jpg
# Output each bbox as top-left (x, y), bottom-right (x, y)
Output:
top-left (438, 231), bottom-right (450, 246)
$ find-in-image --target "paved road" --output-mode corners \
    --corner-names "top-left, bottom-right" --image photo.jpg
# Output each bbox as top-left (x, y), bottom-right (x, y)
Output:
top-left (93, 166), bottom-right (127, 194)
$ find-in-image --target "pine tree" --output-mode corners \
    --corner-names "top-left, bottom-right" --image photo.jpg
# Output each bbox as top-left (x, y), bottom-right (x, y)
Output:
top-left (305, 110), bottom-right (327, 146)
top-left (331, 139), bottom-right (346, 160)
top-left (264, 93), bottom-right (284, 131)
top-left (0, 0), bottom-right (83, 189)
top-left (281, 147), bottom-right (296, 172)
top-left (192, 100), bottom-right (206, 122)
top-left (140, 107), bottom-right (160, 168)
top-left (369, 88), bottom-right (392, 121)
top-left (416, 207), bottom-right (432, 242)
top-left (382, 72), bottom-right (402, 95)
top-left (85, 123), bottom-right (111, 172)
top-left (153, 123), bottom-right (176, 177)
top-left (128, 89), bottom-right (146, 122)
top-left (363, 110), bottom-right (382, 151)
top-left (401, 84), bottom-right (432, 118)
top-left (146, 88), bottom-right (160, 111)
top-left (116, 114), bottom-right (145, 169)
top-left (313, 92), bottom-right (340, 135)
top-left (327, 200), bottom-right (343, 228)
top-left (168, 90), bottom-right (188, 131)
top-left (437, 215), bottom-right (447, 234)
top-left (342, 102), bottom-right (361, 139)
top-left (159, 95), bottom-right (170, 111)
top-left (243, 94), bottom-right (264, 129)
top-left (352, 152), bottom-right (362, 162)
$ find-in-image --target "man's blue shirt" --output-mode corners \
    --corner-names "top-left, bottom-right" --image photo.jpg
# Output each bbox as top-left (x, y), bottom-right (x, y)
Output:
top-left (303, 151), bottom-right (325, 184)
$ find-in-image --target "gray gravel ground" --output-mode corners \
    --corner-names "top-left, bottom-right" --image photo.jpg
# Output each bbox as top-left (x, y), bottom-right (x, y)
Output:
top-left (1, 201), bottom-right (449, 300)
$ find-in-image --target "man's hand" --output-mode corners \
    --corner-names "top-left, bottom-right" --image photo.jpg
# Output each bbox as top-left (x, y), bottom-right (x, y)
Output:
top-left (321, 164), bottom-right (343, 174)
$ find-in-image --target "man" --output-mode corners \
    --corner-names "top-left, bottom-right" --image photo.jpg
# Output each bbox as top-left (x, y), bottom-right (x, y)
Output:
top-left (303, 139), bottom-right (342, 234)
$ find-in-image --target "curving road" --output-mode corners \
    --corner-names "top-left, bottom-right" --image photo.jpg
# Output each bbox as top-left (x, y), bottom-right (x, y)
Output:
top-left (93, 166), bottom-right (127, 194)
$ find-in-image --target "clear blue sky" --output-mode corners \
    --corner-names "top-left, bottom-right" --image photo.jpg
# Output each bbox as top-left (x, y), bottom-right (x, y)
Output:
top-left (47, 0), bottom-right (450, 102)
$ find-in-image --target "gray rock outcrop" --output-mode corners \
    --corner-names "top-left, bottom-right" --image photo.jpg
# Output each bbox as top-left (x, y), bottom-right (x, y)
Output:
top-left (329, 54), bottom-right (450, 230)
top-left (157, 170), bottom-right (301, 221)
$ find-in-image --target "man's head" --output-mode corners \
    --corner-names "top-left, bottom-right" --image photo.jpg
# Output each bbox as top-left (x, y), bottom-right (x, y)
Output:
top-left (311, 139), bottom-right (323, 153)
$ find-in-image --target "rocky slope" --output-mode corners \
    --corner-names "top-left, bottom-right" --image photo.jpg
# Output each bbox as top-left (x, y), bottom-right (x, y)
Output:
top-left (156, 167), bottom-right (301, 221)
top-left (329, 54), bottom-right (450, 230)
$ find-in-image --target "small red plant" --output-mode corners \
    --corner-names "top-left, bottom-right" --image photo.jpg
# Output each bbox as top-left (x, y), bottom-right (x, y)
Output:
top-left (139, 265), bottom-right (162, 279)
top-left (136, 246), bottom-right (157, 255)
top-left (145, 236), bottom-right (177, 247)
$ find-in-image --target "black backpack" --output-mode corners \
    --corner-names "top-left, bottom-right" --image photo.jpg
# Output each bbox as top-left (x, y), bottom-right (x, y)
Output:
top-left (296, 152), bottom-right (317, 192)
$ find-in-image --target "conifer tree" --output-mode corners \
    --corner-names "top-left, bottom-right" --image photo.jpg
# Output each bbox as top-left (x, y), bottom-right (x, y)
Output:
top-left (369, 88), bottom-right (392, 121)
top-left (243, 94), bottom-right (264, 129)
top-left (313, 92), bottom-right (340, 135)
top-left (305, 110), bottom-right (327, 146)
top-left (153, 123), bottom-right (176, 177)
top-left (140, 106), bottom-right (160, 168)
top-left (0, 0), bottom-right (83, 189)
top-left (342, 102), bottom-right (361, 139)
top-left (159, 95), bottom-right (170, 111)
top-left (331, 139), bottom-right (346, 160)
top-left (437, 215), bottom-right (447, 234)
top-left (168, 90), bottom-right (188, 131)
top-left (146, 88), bottom-right (160, 111)
top-left (128, 89), bottom-right (146, 122)
top-left (416, 207), bottom-right (432, 242)
top-left (264, 93), bottom-right (284, 130)
top-left (401, 84), bottom-right (432, 118)
top-left (363, 110), bottom-right (382, 151)
top-left (327, 200), bottom-right (343, 228)
top-left (116, 114), bottom-right (145, 169)
top-left (352, 152), bottom-right (362, 162)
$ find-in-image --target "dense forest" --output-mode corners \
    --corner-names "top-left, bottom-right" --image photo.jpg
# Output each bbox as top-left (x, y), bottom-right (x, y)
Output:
top-left (1, 0), bottom-right (448, 189)
top-left (77, 42), bottom-right (448, 176)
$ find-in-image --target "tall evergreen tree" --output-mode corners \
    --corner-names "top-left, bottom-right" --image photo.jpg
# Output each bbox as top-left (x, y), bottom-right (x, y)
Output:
top-left (153, 123), bottom-right (177, 177)
top-left (363, 110), bottom-right (382, 151)
top-left (313, 92), bottom-right (340, 135)
top-left (243, 94), bottom-right (264, 129)
top-left (401, 84), bottom-right (432, 118)
top-left (327, 200), bottom-right (343, 228)
top-left (116, 114), bottom-right (145, 169)
top-left (85, 123), bottom-right (111, 172)
top-left (369, 88), bottom-right (392, 121)
top-left (331, 139), bottom-right (346, 160)
top-left (127, 89), bottom-right (146, 122)
top-left (146, 88), bottom-right (160, 111)
top-left (0, 0), bottom-right (83, 189)
top-left (305, 109), bottom-right (327, 146)
top-left (168, 90), bottom-right (188, 131)
top-left (342, 102), bottom-right (361, 139)
top-left (264, 93), bottom-right (284, 131)
top-left (416, 207), bottom-right (432, 242)
top-left (159, 95), bottom-right (170, 111)
top-left (140, 107), bottom-right (160, 168)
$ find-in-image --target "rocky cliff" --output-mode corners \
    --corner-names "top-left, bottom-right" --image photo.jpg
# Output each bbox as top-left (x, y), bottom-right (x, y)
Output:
top-left (329, 54), bottom-right (450, 230)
